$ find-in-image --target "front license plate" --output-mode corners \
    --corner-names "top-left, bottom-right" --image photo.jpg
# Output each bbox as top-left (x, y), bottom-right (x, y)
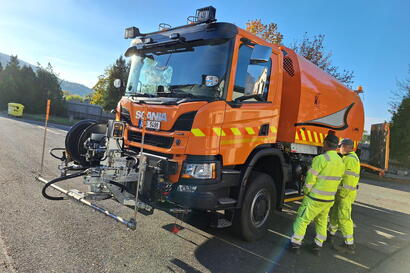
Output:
top-left (146, 120), bottom-right (161, 130)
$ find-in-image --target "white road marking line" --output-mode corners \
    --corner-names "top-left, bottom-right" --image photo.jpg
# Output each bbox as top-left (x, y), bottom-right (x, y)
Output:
top-left (375, 230), bottom-right (395, 239)
top-left (268, 229), bottom-right (291, 239)
top-left (373, 225), bottom-right (406, 235)
top-left (334, 254), bottom-right (370, 269)
top-left (0, 230), bottom-right (17, 273)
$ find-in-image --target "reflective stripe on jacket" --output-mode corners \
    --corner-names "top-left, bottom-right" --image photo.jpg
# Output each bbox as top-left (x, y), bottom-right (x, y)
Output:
top-left (338, 152), bottom-right (360, 198)
top-left (304, 150), bottom-right (345, 201)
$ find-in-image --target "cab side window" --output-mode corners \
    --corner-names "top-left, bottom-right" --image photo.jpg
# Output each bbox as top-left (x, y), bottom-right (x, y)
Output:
top-left (233, 44), bottom-right (272, 101)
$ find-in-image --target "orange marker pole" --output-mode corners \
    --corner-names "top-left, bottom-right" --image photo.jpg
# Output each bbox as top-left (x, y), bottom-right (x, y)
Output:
top-left (40, 99), bottom-right (51, 175)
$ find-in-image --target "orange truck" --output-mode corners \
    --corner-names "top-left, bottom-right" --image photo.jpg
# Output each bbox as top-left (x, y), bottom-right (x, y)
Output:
top-left (41, 6), bottom-right (364, 241)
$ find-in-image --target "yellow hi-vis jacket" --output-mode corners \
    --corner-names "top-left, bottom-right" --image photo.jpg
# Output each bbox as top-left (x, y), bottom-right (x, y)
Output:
top-left (304, 150), bottom-right (345, 201)
top-left (338, 152), bottom-right (361, 199)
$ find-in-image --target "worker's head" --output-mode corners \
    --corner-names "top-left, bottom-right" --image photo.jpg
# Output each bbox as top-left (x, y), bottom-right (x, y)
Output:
top-left (323, 134), bottom-right (339, 152)
top-left (339, 138), bottom-right (354, 155)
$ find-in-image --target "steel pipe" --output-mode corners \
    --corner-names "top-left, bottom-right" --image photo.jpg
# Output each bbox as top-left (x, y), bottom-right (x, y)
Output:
top-left (35, 176), bottom-right (136, 229)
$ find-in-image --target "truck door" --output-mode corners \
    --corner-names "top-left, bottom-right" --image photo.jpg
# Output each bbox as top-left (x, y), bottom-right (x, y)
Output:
top-left (220, 38), bottom-right (281, 166)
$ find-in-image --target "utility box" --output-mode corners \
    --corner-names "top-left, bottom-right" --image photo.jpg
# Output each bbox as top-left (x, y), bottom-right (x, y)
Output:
top-left (8, 103), bottom-right (24, 117)
top-left (369, 123), bottom-right (390, 170)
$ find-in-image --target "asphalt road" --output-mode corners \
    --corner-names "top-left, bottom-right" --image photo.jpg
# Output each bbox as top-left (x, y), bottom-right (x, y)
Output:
top-left (1, 115), bottom-right (410, 273)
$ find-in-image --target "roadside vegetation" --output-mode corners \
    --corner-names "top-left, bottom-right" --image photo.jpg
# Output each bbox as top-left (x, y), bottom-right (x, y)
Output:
top-left (389, 69), bottom-right (410, 166)
top-left (0, 56), bottom-right (66, 116)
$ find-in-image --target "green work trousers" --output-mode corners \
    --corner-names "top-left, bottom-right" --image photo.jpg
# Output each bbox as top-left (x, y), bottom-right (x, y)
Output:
top-left (291, 196), bottom-right (334, 247)
top-left (329, 192), bottom-right (356, 245)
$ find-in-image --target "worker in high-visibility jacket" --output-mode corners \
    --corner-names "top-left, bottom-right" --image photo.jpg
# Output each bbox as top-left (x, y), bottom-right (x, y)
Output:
top-left (289, 134), bottom-right (345, 255)
top-left (329, 138), bottom-right (360, 254)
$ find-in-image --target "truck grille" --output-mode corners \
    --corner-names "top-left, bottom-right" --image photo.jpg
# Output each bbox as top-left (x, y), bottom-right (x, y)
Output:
top-left (128, 131), bottom-right (174, 149)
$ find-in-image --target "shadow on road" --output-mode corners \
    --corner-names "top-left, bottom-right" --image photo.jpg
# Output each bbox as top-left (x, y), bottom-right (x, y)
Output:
top-left (359, 177), bottom-right (410, 193)
top-left (163, 198), bottom-right (410, 273)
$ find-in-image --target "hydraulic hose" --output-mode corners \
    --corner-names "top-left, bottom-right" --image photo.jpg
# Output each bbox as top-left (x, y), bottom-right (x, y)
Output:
top-left (49, 148), bottom-right (66, 160)
top-left (42, 171), bottom-right (87, 201)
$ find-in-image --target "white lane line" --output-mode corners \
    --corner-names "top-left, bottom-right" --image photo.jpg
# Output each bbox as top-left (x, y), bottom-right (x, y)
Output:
top-left (334, 254), bottom-right (370, 269)
top-left (268, 229), bottom-right (291, 239)
top-left (36, 126), bottom-right (62, 135)
top-left (0, 230), bottom-right (17, 273)
top-left (373, 225), bottom-right (406, 235)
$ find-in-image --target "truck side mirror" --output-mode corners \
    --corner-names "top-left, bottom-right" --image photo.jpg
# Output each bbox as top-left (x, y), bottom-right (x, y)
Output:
top-left (250, 45), bottom-right (271, 64)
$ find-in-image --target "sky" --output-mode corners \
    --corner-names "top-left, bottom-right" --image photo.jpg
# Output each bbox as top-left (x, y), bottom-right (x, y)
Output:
top-left (0, 0), bottom-right (409, 130)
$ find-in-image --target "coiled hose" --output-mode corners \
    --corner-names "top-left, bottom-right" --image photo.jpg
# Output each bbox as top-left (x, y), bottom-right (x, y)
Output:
top-left (42, 171), bottom-right (87, 200)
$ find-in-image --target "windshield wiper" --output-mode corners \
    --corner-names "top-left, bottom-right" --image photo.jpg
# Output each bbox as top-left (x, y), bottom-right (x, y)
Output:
top-left (127, 92), bottom-right (156, 98)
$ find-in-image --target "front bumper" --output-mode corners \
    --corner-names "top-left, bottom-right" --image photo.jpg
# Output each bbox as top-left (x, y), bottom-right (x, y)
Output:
top-left (168, 170), bottom-right (240, 210)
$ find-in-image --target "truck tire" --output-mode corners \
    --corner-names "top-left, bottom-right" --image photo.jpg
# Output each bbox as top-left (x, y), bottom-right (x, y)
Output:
top-left (233, 171), bottom-right (276, 241)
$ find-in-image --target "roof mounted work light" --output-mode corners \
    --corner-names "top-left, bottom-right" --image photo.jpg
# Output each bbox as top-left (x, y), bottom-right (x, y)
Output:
top-left (124, 27), bottom-right (141, 39)
top-left (195, 6), bottom-right (216, 23)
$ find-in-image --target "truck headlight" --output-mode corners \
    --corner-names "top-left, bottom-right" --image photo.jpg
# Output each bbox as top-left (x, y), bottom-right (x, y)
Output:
top-left (181, 163), bottom-right (216, 179)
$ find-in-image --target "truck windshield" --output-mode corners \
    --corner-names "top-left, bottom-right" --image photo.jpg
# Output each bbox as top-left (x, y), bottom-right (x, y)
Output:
top-left (126, 39), bottom-right (233, 99)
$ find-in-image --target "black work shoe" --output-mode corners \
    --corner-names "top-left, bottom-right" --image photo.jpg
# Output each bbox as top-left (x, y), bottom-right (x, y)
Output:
top-left (311, 243), bottom-right (322, 256)
top-left (288, 243), bottom-right (301, 255)
top-left (327, 233), bottom-right (336, 246)
top-left (334, 243), bottom-right (355, 254)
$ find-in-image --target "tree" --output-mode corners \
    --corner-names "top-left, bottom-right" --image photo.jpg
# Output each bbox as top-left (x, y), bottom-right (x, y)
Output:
top-left (91, 56), bottom-right (130, 111)
top-left (291, 34), bottom-right (354, 87)
top-left (34, 63), bottom-right (65, 115)
top-left (0, 56), bottom-right (66, 115)
top-left (389, 70), bottom-right (410, 165)
top-left (0, 55), bottom-right (23, 109)
top-left (246, 19), bottom-right (283, 45)
top-left (65, 94), bottom-right (84, 103)
top-left (360, 130), bottom-right (370, 144)
top-left (245, 19), bottom-right (354, 87)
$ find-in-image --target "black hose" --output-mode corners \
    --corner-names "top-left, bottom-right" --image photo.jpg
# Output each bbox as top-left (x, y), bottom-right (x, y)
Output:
top-left (42, 171), bottom-right (87, 200)
top-left (50, 148), bottom-right (66, 160)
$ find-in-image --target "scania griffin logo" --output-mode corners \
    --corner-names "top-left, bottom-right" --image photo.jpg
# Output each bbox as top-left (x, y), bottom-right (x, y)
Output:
top-left (135, 111), bottom-right (167, 122)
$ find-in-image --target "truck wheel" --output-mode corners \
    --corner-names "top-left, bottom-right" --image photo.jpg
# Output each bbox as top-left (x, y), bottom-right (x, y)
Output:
top-left (233, 171), bottom-right (276, 241)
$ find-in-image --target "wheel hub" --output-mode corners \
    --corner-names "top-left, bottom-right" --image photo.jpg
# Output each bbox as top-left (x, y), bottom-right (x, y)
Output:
top-left (250, 189), bottom-right (271, 228)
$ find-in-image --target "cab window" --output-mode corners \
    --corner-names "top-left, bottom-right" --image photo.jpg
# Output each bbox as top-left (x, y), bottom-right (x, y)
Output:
top-left (233, 44), bottom-right (272, 101)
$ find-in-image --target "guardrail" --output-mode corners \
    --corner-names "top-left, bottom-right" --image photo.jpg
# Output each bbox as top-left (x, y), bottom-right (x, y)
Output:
top-left (66, 101), bottom-right (114, 122)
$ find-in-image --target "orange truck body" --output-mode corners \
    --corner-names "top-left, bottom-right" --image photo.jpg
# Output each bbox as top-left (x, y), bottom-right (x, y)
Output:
top-left (117, 19), bottom-right (364, 235)
top-left (119, 26), bottom-right (364, 172)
